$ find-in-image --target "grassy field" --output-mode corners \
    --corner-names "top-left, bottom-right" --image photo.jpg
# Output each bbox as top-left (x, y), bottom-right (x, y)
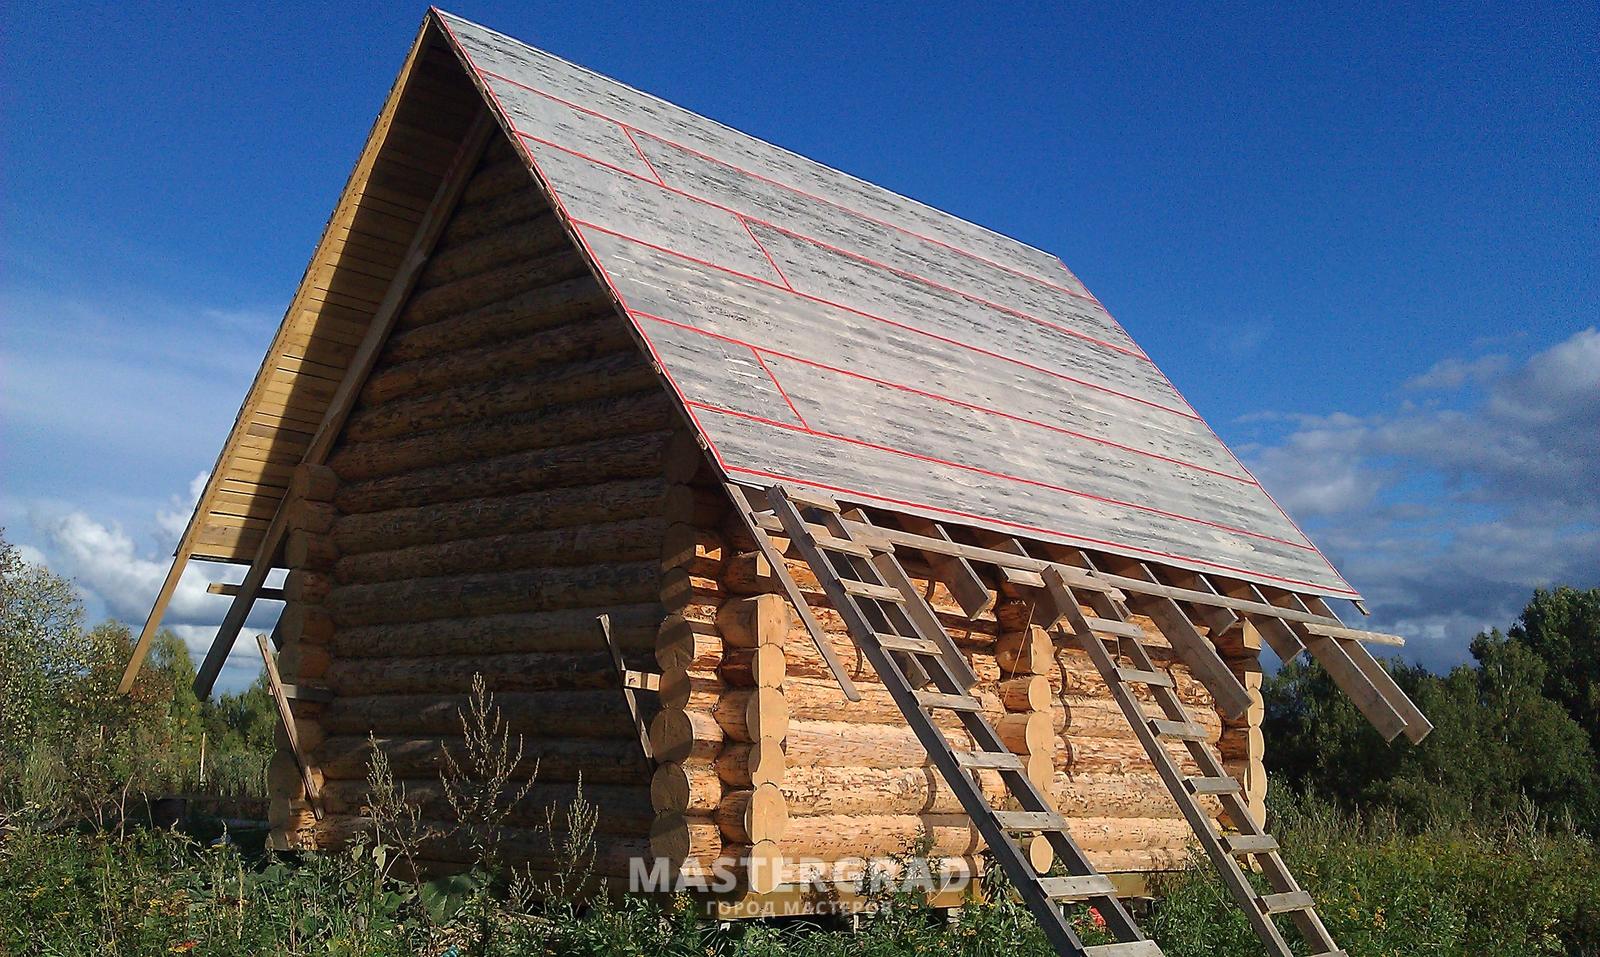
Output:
top-left (3, 790), bottom-right (1596, 957)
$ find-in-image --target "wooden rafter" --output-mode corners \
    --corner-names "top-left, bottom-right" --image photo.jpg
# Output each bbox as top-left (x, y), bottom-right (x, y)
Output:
top-left (184, 107), bottom-right (494, 698)
top-left (896, 516), bottom-right (995, 620)
top-left (117, 19), bottom-right (480, 695)
top-left (1080, 554), bottom-right (1255, 721)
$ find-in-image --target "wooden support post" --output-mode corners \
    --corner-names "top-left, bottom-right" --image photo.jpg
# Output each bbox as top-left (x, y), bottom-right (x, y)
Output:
top-left (258, 633), bottom-right (322, 820)
top-left (599, 613), bottom-right (657, 764)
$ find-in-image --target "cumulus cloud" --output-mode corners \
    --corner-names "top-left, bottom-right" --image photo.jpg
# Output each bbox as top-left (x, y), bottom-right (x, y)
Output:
top-left (155, 472), bottom-right (211, 545)
top-left (1241, 328), bottom-right (1600, 669)
top-left (27, 500), bottom-right (277, 692)
top-left (1404, 354), bottom-right (1511, 391)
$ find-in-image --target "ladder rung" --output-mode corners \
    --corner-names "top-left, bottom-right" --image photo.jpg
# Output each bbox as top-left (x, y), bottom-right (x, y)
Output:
top-left (1150, 718), bottom-right (1209, 741)
top-left (1259, 890), bottom-right (1316, 914)
top-left (1085, 943), bottom-right (1162, 957)
top-left (1222, 834), bottom-right (1279, 855)
top-left (840, 579), bottom-right (905, 602)
top-left (1038, 874), bottom-right (1117, 900)
top-left (1084, 615), bottom-right (1145, 639)
top-left (874, 632), bottom-right (940, 655)
top-left (992, 810), bottom-right (1066, 831)
top-left (1114, 667), bottom-right (1174, 688)
top-left (1185, 776), bottom-right (1242, 795)
top-left (953, 750), bottom-right (1024, 770)
top-left (813, 532), bottom-right (873, 558)
top-left (780, 486), bottom-right (840, 511)
top-left (914, 690), bottom-right (984, 712)
top-left (1309, 952), bottom-right (1350, 957)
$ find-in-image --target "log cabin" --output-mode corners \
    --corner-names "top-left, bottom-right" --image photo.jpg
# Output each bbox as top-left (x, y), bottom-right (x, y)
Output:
top-left (121, 10), bottom-right (1431, 955)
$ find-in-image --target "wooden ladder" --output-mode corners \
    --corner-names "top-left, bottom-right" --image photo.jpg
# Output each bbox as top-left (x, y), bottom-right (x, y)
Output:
top-left (1041, 565), bottom-right (1348, 957)
top-left (751, 485), bottom-right (1163, 957)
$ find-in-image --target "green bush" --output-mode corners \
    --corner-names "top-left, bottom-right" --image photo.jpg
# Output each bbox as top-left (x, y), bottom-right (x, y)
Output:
top-left (1147, 788), bottom-right (1600, 957)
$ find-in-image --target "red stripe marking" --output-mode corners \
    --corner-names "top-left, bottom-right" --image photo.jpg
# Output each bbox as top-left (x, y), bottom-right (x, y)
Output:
top-left (512, 125), bottom-right (1147, 362)
top-left (621, 126), bottom-right (665, 185)
top-left (630, 308), bottom-right (1255, 484)
top-left (684, 400), bottom-right (1318, 551)
top-left (750, 347), bottom-right (808, 427)
top-left (476, 66), bottom-right (1096, 303)
top-left (569, 216), bottom-right (1203, 422)
top-left (722, 464), bottom-right (1360, 597)
top-left (740, 215), bottom-right (795, 291)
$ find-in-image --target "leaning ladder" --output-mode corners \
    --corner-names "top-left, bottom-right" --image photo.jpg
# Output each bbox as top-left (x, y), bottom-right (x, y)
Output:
top-left (751, 485), bottom-right (1162, 957)
top-left (1042, 565), bottom-right (1348, 957)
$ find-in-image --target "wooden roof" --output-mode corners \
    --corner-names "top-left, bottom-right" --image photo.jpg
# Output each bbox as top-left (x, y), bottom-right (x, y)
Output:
top-left (435, 12), bottom-right (1355, 598)
top-left (175, 9), bottom-right (1356, 599)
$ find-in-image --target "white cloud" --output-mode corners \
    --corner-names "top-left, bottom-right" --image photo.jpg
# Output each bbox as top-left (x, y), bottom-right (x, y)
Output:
top-left (26, 501), bottom-right (279, 694)
top-left (1243, 327), bottom-right (1600, 669)
top-left (155, 472), bottom-right (211, 546)
top-left (1404, 353), bottom-right (1510, 391)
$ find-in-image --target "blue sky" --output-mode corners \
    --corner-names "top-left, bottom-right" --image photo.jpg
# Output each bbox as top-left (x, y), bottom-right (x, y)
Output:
top-left (2, 1), bottom-right (1595, 690)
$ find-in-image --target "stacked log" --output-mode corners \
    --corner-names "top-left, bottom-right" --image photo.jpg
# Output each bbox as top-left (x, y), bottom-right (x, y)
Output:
top-left (708, 594), bottom-right (792, 893)
top-left (270, 138), bottom-right (677, 877)
top-left (648, 517), bottom-right (735, 885)
top-left (268, 462), bottom-right (339, 850)
top-left (1218, 620), bottom-right (1268, 823)
top-left (997, 623), bottom-right (1058, 873)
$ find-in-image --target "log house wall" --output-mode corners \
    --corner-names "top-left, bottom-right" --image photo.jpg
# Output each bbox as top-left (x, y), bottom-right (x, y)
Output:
top-left (267, 133), bottom-right (1271, 894)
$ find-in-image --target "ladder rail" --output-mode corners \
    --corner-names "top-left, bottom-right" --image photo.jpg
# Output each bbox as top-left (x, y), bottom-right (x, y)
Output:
top-left (767, 487), bottom-right (1153, 955)
top-left (726, 483), bottom-right (861, 701)
top-left (1044, 565), bottom-right (1345, 957)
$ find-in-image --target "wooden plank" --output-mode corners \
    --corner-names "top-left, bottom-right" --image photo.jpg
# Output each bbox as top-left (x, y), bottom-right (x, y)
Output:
top-left (726, 483), bottom-right (860, 701)
top-left (207, 582), bottom-right (286, 601)
top-left (257, 633), bottom-right (323, 819)
top-left (191, 108), bottom-right (498, 698)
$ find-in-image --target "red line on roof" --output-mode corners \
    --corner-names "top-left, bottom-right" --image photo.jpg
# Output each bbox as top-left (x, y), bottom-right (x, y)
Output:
top-left (567, 217), bottom-right (1203, 422)
top-left (1141, 354), bottom-right (1351, 586)
top-left (629, 308), bottom-right (1255, 484)
top-left (683, 400), bottom-right (1317, 552)
top-left (722, 464), bottom-right (1359, 597)
top-left (750, 347), bottom-right (809, 428)
top-left (475, 66), bottom-right (1097, 303)
top-left (620, 126), bottom-right (666, 186)
top-left (511, 127), bottom-right (1148, 363)
top-left (739, 215), bottom-right (795, 291)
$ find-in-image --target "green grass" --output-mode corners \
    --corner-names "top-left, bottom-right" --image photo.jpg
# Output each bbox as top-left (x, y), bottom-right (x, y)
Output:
top-left (4, 796), bottom-right (1597, 957)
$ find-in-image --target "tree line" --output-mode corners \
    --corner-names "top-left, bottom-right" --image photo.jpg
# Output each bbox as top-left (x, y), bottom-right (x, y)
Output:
top-left (1265, 586), bottom-right (1600, 835)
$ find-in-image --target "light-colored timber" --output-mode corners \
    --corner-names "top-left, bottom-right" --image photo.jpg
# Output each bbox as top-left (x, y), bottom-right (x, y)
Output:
top-left (124, 11), bottom-right (1431, 951)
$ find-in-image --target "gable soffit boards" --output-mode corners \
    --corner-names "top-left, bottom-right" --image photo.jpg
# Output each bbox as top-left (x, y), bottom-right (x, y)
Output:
top-left (170, 20), bottom-right (485, 566)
